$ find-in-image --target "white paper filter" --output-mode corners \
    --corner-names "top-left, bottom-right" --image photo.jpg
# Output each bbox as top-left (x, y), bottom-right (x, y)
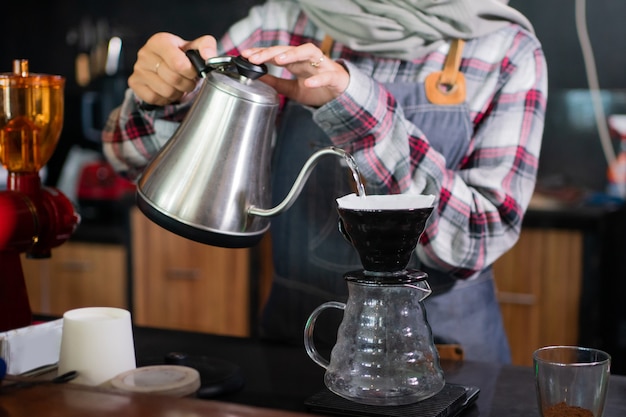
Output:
top-left (336, 193), bottom-right (435, 210)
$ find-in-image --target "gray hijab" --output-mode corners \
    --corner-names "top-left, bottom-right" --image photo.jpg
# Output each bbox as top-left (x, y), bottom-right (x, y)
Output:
top-left (296, 0), bottom-right (534, 60)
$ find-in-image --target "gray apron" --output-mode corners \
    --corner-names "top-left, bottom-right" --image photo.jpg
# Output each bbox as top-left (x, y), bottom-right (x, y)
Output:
top-left (260, 81), bottom-right (511, 363)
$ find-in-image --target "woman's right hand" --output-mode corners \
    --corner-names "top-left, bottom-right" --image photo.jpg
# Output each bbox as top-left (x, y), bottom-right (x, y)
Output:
top-left (128, 32), bottom-right (217, 106)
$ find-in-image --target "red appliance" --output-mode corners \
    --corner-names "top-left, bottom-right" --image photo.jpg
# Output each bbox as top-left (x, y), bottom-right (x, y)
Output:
top-left (0, 60), bottom-right (80, 332)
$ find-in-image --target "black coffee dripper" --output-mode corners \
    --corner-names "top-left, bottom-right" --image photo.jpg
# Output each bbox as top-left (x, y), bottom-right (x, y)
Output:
top-left (337, 202), bottom-right (434, 275)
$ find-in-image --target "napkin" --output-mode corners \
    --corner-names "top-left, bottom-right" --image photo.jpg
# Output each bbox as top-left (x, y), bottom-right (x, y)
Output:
top-left (0, 319), bottom-right (63, 375)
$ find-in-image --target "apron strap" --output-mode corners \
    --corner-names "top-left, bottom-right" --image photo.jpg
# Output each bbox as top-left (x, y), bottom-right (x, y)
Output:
top-left (320, 35), bottom-right (335, 56)
top-left (320, 35), bottom-right (466, 106)
top-left (425, 39), bottom-right (467, 105)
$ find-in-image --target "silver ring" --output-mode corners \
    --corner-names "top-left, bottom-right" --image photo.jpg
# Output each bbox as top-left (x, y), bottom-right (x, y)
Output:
top-left (155, 61), bottom-right (161, 74)
top-left (310, 56), bottom-right (325, 68)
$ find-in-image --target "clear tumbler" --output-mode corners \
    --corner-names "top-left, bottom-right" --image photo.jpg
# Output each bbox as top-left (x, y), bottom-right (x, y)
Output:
top-left (533, 346), bottom-right (611, 417)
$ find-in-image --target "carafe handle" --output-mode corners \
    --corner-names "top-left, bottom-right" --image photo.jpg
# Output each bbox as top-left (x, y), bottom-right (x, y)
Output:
top-left (304, 301), bottom-right (345, 369)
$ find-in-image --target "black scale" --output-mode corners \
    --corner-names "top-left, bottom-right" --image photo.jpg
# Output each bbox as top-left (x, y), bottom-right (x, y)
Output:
top-left (305, 384), bottom-right (480, 417)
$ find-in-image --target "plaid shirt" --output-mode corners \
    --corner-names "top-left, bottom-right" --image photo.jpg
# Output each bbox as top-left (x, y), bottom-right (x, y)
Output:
top-left (103, 0), bottom-right (547, 279)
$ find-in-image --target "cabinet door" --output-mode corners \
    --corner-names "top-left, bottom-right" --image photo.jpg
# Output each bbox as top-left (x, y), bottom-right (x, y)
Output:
top-left (131, 209), bottom-right (250, 337)
top-left (493, 228), bottom-right (583, 366)
top-left (22, 242), bottom-right (127, 316)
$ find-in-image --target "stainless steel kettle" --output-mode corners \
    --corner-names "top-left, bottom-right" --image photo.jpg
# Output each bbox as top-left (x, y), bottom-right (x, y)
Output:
top-left (136, 52), bottom-right (357, 248)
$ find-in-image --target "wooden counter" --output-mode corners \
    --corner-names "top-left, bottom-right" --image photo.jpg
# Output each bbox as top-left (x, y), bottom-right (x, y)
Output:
top-left (0, 383), bottom-right (312, 417)
top-left (2, 326), bottom-right (626, 417)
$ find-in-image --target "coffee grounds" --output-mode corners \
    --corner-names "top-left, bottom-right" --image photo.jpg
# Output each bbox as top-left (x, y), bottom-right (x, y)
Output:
top-left (543, 401), bottom-right (594, 417)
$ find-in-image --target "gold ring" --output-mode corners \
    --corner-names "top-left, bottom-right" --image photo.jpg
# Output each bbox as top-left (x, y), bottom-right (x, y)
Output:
top-left (310, 57), bottom-right (325, 68)
top-left (155, 61), bottom-right (161, 74)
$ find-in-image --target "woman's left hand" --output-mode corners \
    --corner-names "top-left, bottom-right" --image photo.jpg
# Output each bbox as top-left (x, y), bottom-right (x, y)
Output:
top-left (241, 43), bottom-right (349, 107)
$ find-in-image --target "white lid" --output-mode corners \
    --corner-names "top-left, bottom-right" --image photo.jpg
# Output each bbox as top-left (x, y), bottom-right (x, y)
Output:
top-left (337, 193), bottom-right (435, 210)
top-left (111, 365), bottom-right (201, 397)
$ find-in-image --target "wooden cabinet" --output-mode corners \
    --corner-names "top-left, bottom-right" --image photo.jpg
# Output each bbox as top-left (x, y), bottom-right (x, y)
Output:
top-left (493, 228), bottom-right (584, 366)
top-left (130, 208), bottom-right (251, 337)
top-left (21, 208), bottom-right (255, 338)
top-left (22, 242), bottom-right (127, 316)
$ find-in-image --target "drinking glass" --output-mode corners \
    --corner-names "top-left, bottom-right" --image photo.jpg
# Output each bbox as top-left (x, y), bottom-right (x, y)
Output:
top-left (534, 346), bottom-right (611, 417)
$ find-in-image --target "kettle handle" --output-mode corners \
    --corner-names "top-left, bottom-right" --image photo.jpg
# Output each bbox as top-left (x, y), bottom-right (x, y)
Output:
top-left (304, 301), bottom-right (345, 369)
top-left (185, 50), bottom-right (211, 78)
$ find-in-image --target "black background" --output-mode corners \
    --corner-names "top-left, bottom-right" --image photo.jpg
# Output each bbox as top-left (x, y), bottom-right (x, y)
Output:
top-left (1, 0), bottom-right (625, 190)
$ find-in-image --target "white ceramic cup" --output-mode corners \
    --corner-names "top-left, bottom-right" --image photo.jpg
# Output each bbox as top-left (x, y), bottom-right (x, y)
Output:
top-left (57, 307), bottom-right (136, 386)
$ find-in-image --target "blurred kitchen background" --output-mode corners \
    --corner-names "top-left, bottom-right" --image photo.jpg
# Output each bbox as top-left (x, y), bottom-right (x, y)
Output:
top-left (1, 0), bottom-right (625, 372)
top-left (1, 0), bottom-right (625, 206)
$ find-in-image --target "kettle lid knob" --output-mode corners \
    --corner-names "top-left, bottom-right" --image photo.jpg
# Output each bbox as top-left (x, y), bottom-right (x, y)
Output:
top-left (185, 50), bottom-right (267, 80)
top-left (232, 56), bottom-right (267, 80)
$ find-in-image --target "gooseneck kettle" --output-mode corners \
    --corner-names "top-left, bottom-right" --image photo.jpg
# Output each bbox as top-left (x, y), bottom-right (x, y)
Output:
top-left (136, 52), bottom-right (355, 248)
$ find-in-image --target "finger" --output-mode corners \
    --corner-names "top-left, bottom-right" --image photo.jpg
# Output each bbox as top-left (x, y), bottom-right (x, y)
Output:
top-left (240, 47), bottom-right (265, 57)
top-left (130, 33), bottom-right (216, 105)
top-left (304, 71), bottom-right (349, 96)
top-left (142, 33), bottom-right (190, 74)
top-left (272, 43), bottom-right (325, 67)
top-left (307, 56), bottom-right (326, 70)
top-left (129, 60), bottom-right (187, 105)
top-left (130, 82), bottom-right (180, 107)
top-left (152, 60), bottom-right (198, 92)
top-left (243, 45), bottom-right (293, 65)
top-left (131, 85), bottom-right (179, 107)
top-left (129, 71), bottom-right (185, 105)
top-left (184, 35), bottom-right (218, 60)
top-left (143, 33), bottom-right (216, 81)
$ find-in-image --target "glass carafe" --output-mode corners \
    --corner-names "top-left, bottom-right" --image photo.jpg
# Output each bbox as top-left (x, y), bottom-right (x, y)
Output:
top-left (304, 193), bottom-right (445, 406)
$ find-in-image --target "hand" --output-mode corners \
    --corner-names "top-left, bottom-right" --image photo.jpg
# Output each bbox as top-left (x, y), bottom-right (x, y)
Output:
top-left (128, 32), bottom-right (217, 106)
top-left (241, 43), bottom-right (349, 107)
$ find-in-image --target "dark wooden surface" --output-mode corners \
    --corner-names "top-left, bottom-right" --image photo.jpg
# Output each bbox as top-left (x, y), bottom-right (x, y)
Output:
top-left (0, 383), bottom-right (312, 417)
top-left (2, 326), bottom-right (625, 416)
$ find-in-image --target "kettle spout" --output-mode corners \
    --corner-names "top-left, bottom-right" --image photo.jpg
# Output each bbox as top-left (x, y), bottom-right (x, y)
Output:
top-left (248, 146), bottom-right (364, 217)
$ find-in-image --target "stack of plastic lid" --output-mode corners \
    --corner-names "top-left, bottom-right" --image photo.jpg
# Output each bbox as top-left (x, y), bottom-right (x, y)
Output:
top-left (111, 365), bottom-right (201, 397)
